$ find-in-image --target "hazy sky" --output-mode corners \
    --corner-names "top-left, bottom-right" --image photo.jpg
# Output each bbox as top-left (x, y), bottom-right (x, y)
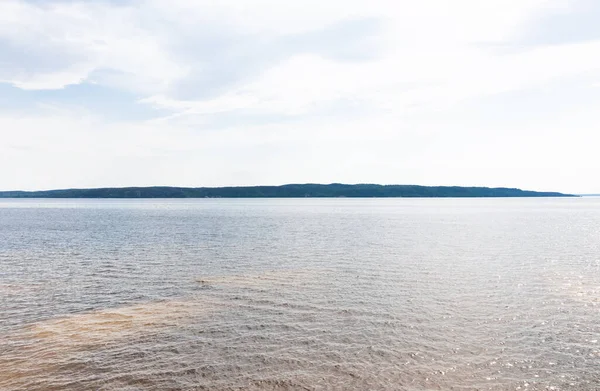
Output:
top-left (1, 0), bottom-right (599, 193)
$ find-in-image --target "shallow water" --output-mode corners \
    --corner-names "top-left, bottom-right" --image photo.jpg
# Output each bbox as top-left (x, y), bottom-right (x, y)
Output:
top-left (1, 198), bottom-right (599, 390)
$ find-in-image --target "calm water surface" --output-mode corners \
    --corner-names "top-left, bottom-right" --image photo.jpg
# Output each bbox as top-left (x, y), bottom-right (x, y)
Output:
top-left (1, 198), bottom-right (599, 390)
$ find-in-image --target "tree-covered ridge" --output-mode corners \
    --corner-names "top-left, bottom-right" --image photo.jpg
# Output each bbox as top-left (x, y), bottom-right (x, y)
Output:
top-left (0, 184), bottom-right (575, 198)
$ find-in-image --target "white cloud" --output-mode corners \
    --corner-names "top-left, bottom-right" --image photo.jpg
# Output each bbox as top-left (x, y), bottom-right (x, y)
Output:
top-left (0, 0), bottom-right (599, 192)
top-left (0, 0), bottom-right (187, 92)
top-left (141, 37), bottom-right (600, 123)
top-left (0, 0), bottom-right (553, 95)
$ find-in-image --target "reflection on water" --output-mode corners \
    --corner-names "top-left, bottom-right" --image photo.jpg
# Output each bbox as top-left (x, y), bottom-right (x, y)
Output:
top-left (544, 266), bottom-right (600, 306)
top-left (1, 198), bottom-right (600, 390)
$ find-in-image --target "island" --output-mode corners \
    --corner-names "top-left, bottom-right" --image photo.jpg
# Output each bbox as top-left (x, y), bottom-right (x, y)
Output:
top-left (0, 184), bottom-right (576, 198)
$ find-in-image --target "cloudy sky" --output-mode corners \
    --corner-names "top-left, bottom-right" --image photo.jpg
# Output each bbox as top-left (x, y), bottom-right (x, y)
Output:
top-left (1, 0), bottom-right (599, 193)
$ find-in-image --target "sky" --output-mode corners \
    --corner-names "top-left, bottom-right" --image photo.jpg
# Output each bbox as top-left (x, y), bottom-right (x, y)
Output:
top-left (1, 0), bottom-right (599, 193)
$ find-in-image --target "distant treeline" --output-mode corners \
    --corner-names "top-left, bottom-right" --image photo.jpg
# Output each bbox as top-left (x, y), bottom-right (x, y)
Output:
top-left (0, 184), bottom-right (575, 198)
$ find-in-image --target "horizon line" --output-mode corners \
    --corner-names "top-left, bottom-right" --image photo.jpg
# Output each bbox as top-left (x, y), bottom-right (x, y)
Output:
top-left (0, 183), bottom-right (570, 192)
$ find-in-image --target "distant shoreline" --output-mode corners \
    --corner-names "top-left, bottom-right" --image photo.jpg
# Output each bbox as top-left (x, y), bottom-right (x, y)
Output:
top-left (0, 184), bottom-right (576, 198)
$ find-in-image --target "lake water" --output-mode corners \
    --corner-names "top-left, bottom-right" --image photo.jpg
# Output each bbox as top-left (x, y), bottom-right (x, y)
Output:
top-left (1, 198), bottom-right (599, 390)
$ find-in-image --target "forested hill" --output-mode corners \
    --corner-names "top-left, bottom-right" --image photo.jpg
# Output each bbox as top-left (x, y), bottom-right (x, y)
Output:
top-left (0, 184), bottom-right (575, 198)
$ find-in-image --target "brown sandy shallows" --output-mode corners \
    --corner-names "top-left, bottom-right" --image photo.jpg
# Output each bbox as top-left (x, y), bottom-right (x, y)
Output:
top-left (27, 299), bottom-right (216, 344)
top-left (0, 283), bottom-right (46, 295)
top-left (0, 298), bottom-right (219, 391)
top-left (1, 269), bottom-right (327, 390)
